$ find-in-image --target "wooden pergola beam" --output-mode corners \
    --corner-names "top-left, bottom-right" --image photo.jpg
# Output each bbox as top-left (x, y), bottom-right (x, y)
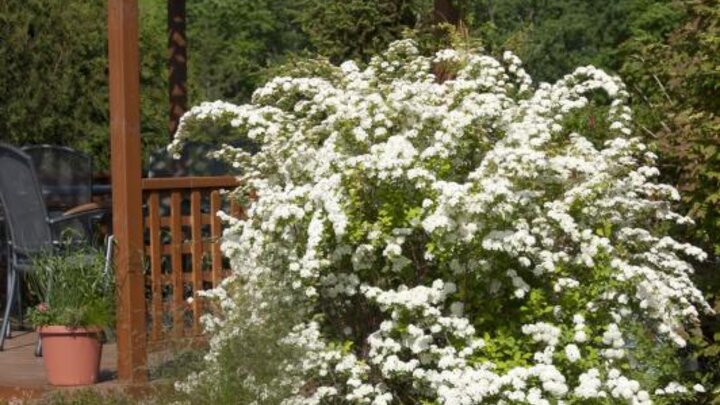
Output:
top-left (168, 0), bottom-right (187, 137)
top-left (108, 0), bottom-right (147, 382)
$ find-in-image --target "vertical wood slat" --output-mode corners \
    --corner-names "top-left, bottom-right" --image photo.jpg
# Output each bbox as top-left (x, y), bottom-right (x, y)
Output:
top-left (147, 192), bottom-right (163, 342)
top-left (170, 191), bottom-right (184, 337)
top-left (190, 190), bottom-right (203, 334)
top-left (210, 190), bottom-right (222, 287)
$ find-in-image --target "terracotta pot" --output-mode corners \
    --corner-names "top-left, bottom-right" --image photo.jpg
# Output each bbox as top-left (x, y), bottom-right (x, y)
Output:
top-left (38, 326), bottom-right (103, 386)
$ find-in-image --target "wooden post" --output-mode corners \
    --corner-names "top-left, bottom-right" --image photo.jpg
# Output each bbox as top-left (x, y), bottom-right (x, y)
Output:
top-left (433, 0), bottom-right (462, 25)
top-left (168, 0), bottom-right (187, 138)
top-left (108, 0), bottom-right (147, 382)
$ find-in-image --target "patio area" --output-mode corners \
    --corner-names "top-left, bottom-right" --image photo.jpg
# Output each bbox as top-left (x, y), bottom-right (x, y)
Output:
top-left (0, 331), bottom-right (117, 399)
top-left (0, 172), bottom-right (240, 390)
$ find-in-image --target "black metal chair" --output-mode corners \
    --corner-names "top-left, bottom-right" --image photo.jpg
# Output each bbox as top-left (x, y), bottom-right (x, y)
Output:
top-left (22, 145), bottom-right (108, 240)
top-left (0, 204), bottom-right (6, 272)
top-left (0, 143), bottom-right (111, 352)
top-left (22, 145), bottom-right (93, 216)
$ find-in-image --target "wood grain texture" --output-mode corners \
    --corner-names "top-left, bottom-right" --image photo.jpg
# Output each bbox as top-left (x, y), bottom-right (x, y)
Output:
top-left (147, 192), bottom-right (163, 342)
top-left (142, 176), bottom-right (239, 191)
top-left (210, 190), bottom-right (223, 287)
top-left (190, 191), bottom-right (203, 334)
top-left (108, 0), bottom-right (147, 382)
top-left (169, 191), bottom-right (184, 338)
top-left (167, 0), bottom-right (187, 137)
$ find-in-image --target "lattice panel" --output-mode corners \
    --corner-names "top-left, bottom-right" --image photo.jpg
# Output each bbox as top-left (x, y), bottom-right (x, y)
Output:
top-left (142, 187), bottom-right (241, 343)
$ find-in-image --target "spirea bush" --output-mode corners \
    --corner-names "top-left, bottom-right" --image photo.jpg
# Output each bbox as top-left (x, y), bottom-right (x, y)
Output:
top-left (171, 40), bottom-right (711, 404)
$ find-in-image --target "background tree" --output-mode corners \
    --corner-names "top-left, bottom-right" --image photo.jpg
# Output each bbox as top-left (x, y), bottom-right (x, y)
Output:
top-left (185, 0), bottom-right (307, 103)
top-left (622, 0), bottom-right (720, 252)
top-left (0, 1), bottom-right (109, 161)
top-left (466, 0), bottom-right (683, 82)
top-left (620, 1), bottom-right (720, 393)
top-left (0, 0), bottom-right (169, 169)
top-left (296, 0), bottom-right (431, 63)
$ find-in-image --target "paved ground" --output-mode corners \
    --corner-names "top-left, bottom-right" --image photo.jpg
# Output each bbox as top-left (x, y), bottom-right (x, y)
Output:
top-left (0, 330), bottom-right (118, 401)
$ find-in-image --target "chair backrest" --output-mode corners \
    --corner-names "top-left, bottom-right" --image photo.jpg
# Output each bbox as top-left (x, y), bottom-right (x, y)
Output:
top-left (147, 141), bottom-right (233, 178)
top-left (0, 144), bottom-right (52, 254)
top-left (22, 145), bottom-right (93, 211)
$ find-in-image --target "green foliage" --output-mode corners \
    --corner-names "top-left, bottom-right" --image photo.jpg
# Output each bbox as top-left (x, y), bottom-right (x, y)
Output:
top-left (172, 278), bottom-right (305, 404)
top-left (26, 243), bottom-right (114, 329)
top-left (185, 0), bottom-right (307, 103)
top-left (0, 0), bottom-right (442, 168)
top-left (621, 0), bottom-right (720, 253)
top-left (0, 0), bottom-right (170, 170)
top-left (3, 0), bottom-right (689, 171)
top-left (466, 0), bottom-right (683, 81)
top-left (620, 1), bottom-right (720, 399)
top-left (0, 1), bottom-right (108, 161)
top-left (138, 0), bottom-right (173, 154)
top-left (34, 389), bottom-right (136, 405)
top-left (296, 0), bottom-right (431, 63)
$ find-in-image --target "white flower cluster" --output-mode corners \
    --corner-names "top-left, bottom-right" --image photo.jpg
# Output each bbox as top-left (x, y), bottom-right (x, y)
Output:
top-left (172, 40), bottom-right (709, 403)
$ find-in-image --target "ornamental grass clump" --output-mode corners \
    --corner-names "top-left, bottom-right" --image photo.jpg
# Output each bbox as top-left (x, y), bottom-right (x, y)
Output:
top-left (27, 244), bottom-right (114, 329)
top-left (172, 40), bottom-right (711, 404)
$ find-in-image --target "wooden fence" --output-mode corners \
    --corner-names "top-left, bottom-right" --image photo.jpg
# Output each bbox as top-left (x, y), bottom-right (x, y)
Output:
top-left (141, 176), bottom-right (240, 349)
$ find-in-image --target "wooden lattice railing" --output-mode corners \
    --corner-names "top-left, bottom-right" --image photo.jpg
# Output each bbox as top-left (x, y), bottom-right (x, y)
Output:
top-left (141, 176), bottom-right (241, 347)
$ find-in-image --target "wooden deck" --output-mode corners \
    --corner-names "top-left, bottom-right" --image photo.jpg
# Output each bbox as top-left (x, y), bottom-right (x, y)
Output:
top-left (0, 330), bottom-right (117, 400)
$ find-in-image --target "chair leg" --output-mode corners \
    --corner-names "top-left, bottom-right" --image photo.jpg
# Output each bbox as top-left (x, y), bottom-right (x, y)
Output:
top-left (0, 270), bottom-right (16, 351)
top-left (5, 271), bottom-right (14, 338)
top-left (104, 235), bottom-right (114, 278)
top-left (14, 274), bottom-right (22, 329)
top-left (4, 270), bottom-right (13, 338)
top-left (34, 336), bottom-right (42, 357)
top-left (3, 257), bottom-right (8, 339)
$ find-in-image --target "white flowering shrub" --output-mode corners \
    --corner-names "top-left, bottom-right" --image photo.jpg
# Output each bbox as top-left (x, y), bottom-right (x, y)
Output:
top-left (171, 40), bottom-right (711, 404)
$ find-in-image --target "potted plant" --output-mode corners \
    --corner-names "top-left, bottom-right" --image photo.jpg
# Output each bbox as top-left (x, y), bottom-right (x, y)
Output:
top-left (26, 244), bottom-right (114, 386)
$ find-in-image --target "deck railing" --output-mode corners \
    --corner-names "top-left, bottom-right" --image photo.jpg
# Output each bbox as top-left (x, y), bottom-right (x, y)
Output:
top-left (141, 176), bottom-right (241, 349)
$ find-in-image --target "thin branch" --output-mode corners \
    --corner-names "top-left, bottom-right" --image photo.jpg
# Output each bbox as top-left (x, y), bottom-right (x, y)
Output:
top-left (640, 125), bottom-right (658, 139)
top-left (652, 73), bottom-right (674, 106)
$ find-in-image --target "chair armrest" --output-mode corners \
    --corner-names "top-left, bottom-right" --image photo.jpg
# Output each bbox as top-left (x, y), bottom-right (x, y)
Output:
top-left (48, 207), bottom-right (109, 226)
top-left (63, 202), bottom-right (105, 216)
